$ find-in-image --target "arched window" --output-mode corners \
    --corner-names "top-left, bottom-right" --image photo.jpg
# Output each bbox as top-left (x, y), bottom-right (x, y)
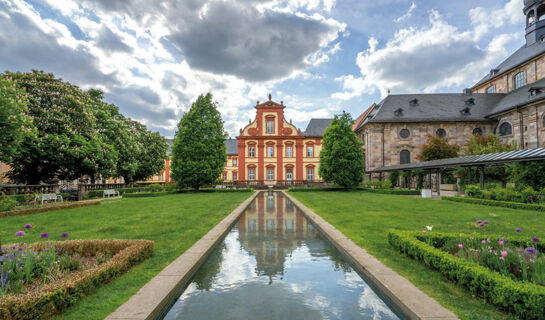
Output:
top-left (436, 128), bottom-right (447, 137)
top-left (472, 128), bottom-right (483, 136)
top-left (528, 10), bottom-right (536, 25)
top-left (538, 5), bottom-right (545, 21)
top-left (400, 150), bottom-right (411, 164)
top-left (499, 122), bottom-right (512, 136)
top-left (399, 128), bottom-right (410, 138)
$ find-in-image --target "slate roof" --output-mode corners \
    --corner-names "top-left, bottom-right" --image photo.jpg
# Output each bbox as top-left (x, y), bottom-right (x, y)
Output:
top-left (473, 41), bottom-right (545, 88)
top-left (363, 93), bottom-right (504, 124)
top-left (302, 119), bottom-right (333, 137)
top-left (225, 138), bottom-right (238, 155)
top-left (487, 77), bottom-right (545, 116)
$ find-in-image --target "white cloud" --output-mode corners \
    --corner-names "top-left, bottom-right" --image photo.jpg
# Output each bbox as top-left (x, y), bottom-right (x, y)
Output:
top-left (394, 1), bottom-right (416, 23)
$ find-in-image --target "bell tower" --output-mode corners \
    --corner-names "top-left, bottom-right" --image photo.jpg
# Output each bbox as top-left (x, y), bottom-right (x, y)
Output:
top-left (524, 0), bottom-right (545, 46)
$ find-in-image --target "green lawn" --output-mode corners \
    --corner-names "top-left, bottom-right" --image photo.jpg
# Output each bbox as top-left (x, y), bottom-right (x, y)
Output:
top-left (0, 192), bottom-right (252, 320)
top-left (290, 191), bottom-right (545, 320)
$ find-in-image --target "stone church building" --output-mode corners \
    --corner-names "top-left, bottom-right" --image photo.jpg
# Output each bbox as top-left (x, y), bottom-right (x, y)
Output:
top-left (354, 0), bottom-right (545, 173)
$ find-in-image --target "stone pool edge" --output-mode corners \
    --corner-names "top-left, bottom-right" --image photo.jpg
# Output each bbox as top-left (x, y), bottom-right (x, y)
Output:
top-left (105, 191), bottom-right (260, 320)
top-left (282, 191), bottom-right (459, 320)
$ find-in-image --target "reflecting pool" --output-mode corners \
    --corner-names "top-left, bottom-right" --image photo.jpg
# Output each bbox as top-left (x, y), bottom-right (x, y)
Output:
top-left (163, 192), bottom-right (402, 320)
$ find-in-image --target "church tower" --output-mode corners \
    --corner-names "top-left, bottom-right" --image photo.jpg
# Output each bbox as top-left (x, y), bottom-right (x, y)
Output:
top-left (524, 0), bottom-right (545, 46)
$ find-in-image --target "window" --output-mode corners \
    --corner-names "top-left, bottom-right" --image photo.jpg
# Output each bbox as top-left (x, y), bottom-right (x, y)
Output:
top-left (400, 150), bottom-right (410, 165)
top-left (286, 146), bottom-right (293, 157)
top-left (306, 168), bottom-right (314, 180)
top-left (267, 146), bottom-right (274, 157)
top-left (233, 172), bottom-right (237, 181)
top-left (472, 128), bottom-right (483, 136)
top-left (286, 169), bottom-right (293, 181)
top-left (436, 128), bottom-right (447, 137)
top-left (266, 120), bottom-right (274, 133)
top-left (486, 85), bottom-right (496, 94)
top-left (248, 168), bottom-right (255, 180)
top-left (233, 159), bottom-right (237, 166)
top-left (248, 146), bottom-right (255, 157)
top-left (499, 122), bottom-right (512, 136)
top-left (307, 146), bottom-right (314, 157)
top-left (267, 168), bottom-right (274, 180)
top-left (399, 129), bottom-right (410, 138)
top-left (222, 173), bottom-right (227, 180)
top-left (514, 71), bottom-right (526, 89)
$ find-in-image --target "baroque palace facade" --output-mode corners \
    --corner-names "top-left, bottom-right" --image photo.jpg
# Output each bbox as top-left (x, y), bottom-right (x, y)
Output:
top-left (354, 0), bottom-right (545, 173)
top-left (222, 95), bottom-right (331, 184)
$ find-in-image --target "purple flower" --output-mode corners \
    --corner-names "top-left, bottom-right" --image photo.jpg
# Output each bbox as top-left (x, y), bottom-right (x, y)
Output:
top-left (480, 223), bottom-right (485, 227)
top-left (60, 232), bottom-right (69, 239)
top-left (483, 220), bottom-right (489, 224)
top-left (525, 247), bottom-right (538, 255)
top-left (24, 224), bottom-right (32, 229)
top-left (529, 195), bottom-right (534, 201)
top-left (40, 232), bottom-right (49, 238)
top-left (477, 220), bottom-right (482, 224)
top-left (15, 231), bottom-right (25, 236)
top-left (458, 243), bottom-right (463, 249)
top-left (538, 195), bottom-right (542, 200)
top-left (516, 228), bottom-right (522, 232)
top-left (532, 237), bottom-right (540, 243)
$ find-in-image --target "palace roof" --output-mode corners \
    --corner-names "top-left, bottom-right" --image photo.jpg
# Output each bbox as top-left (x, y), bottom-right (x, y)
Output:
top-left (225, 138), bottom-right (238, 155)
top-left (302, 119), bottom-right (333, 137)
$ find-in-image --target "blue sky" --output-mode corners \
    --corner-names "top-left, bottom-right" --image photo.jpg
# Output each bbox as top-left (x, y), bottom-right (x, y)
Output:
top-left (0, 0), bottom-right (526, 137)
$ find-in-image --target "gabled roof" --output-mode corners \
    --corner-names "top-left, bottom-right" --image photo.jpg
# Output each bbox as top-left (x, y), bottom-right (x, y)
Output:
top-left (473, 41), bottom-right (545, 88)
top-left (365, 93), bottom-right (504, 124)
top-left (487, 77), bottom-right (545, 116)
top-left (225, 138), bottom-right (238, 155)
top-left (302, 119), bottom-right (332, 137)
top-left (352, 104), bottom-right (374, 131)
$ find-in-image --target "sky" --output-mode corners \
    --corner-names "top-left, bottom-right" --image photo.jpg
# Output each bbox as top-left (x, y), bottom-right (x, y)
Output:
top-left (0, 0), bottom-right (527, 138)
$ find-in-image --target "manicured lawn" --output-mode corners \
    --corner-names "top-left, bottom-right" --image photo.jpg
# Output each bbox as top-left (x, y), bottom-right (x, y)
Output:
top-left (0, 192), bottom-right (252, 320)
top-left (290, 191), bottom-right (545, 320)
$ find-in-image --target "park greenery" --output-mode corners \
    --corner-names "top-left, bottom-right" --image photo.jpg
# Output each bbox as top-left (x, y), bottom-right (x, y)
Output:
top-left (419, 134), bottom-right (460, 161)
top-left (0, 71), bottom-right (168, 184)
top-left (319, 111), bottom-right (364, 189)
top-left (171, 93), bottom-right (227, 190)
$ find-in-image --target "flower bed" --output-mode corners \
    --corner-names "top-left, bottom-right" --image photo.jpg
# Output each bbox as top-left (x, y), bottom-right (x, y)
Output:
top-left (0, 238), bottom-right (153, 319)
top-left (388, 230), bottom-right (545, 319)
top-left (0, 200), bottom-right (101, 218)
top-left (442, 196), bottom-right (545, 212)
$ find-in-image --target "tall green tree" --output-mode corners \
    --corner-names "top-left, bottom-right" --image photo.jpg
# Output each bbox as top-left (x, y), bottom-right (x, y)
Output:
top-left (132, 123), bottom-right (169, 182)
top-left (419, 134), bottom-right (460, 161)
top-left (171, 93), bottom-right (226, 190)
top-left (0, 75), bottom-right (34, 165)
top-left (5, 70), bottom-right (116, 184)
top-left (319, 111), bottom-right (364, 189)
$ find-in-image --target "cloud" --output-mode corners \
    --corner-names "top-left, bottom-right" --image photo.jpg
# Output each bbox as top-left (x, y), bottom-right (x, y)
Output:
top-left (332, 5), bottom-right (522, 99)
top-left (394, 1), bottom-right (416, 23)
top-left (95, 26), bottom-right (133, 53)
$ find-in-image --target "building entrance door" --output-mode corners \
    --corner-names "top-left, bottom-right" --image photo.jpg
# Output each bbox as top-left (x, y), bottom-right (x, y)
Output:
top-left (286, 169), bottom-right (293, 184)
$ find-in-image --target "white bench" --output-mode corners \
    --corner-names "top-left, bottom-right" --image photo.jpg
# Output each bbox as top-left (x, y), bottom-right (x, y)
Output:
top-left (35, 193), bottom-right (63, 204)
top-left (103, 189), bottom-right (120, 198)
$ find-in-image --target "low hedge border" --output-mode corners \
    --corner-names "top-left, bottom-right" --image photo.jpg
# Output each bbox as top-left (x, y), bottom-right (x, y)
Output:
top-left (0, 239), bottom-right (154, 320)
top-left (443, 196), bottom-right (545, 212)
top-left (388, 230), bottom-right (545, 319)
top-left (287, 186), bottom-right (421, 195)
top-left (123, 191), bottom-right (178, 198)
top-left (0, 200), bottom-right (101, 218)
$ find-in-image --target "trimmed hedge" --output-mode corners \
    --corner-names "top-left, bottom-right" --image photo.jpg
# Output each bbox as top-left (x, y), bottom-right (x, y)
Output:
top-left (288, 187), bottom-right (344, 192)
top-left (388, 230), bottom-right (545, 319)
top-left (123, 191), bottom-right (178, 198)
top-left (0, 239), bottom-right (153, 320)
top-left (88, 187), bottom-right (253, 199)
top-left (0, 200), bottom-right (101, 218)
top-left (357, 187), bottom-right (421, 195)
top-left (443, 196), bottom-right (545, 212)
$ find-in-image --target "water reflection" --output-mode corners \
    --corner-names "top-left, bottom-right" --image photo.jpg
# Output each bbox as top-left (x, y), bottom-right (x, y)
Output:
top-left (164, 192), bottom-right (401, 320)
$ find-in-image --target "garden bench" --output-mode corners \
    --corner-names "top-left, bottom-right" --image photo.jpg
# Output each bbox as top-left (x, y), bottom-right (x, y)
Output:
top-left (103, 189), bottom-right (120, 198)
top-left (35, 193), bottom-right (63, 204)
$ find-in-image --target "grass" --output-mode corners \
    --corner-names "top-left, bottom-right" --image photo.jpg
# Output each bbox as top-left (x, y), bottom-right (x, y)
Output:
top-left (0, 192), bottom-right (252, 320)
top-left (289, 191), bottom-right (545, 320)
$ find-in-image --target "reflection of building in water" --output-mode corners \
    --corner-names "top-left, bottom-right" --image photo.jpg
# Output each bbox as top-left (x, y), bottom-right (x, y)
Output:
top-left (238, 192), bottom-right (318, 281)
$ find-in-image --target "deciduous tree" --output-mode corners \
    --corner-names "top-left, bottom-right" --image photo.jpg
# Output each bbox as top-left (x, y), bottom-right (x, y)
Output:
top-left (419, 134), bottom-right (460, 161)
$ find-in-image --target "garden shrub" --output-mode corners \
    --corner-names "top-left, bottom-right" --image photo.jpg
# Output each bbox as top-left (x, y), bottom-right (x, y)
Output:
top-left (442, 196), bottom-right (545, 212)
top-left (146, 183), bottom-right (164, 192)
top-left (357, 187), bottom-right (420, 195)
top-left (388, 170), bottom-right (400, 187)
top-left (388, 230), bottom-right (545, 319)
top-left (0, 200), bottom-right (101, 218)
top-left (123, 191), bottom-right (178, 198)
top-left (0, 195), bottom-right (18, 212)
top-left (0, 239), bottom-right (153, 320)
top-left (465, 185), bottom-right (482, 198)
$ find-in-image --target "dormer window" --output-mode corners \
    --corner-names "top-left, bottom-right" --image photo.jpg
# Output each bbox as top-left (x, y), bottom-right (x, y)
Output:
top-left (486, 85), bottom-right (496, 94)
top-left (465, 98), bottom-right (475, 105)
top-left (489, 69), bottom-right (499, 77)
top-left (266, 119), bottom-right (274, 133)
top-left (394, 108), bottom-right (404, 116)
top-left (514, 71), bottom-right (526, 89)
top-left (409, 98), bottom-right (418, 106)
top-left (529, 87), bottom-right (542, 96)
top-left (460, 107), bottom-right (471, 116)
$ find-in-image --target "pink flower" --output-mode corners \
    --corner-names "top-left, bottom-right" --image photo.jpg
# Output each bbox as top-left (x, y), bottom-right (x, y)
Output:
top-left (481, 240), bottom-right (486, 244)
top-left (458, 244), bottom-right (463, 249)
top-left (498, 240), bottom-right (504, 246)
top-left (487, 238), bottom-right (491, 243)
top-left (500, 251), bottom-right (508, 257)
top-left (499, 256), bottom-right (504, 261)
top-left (422, 230), bottom-right (426, 234)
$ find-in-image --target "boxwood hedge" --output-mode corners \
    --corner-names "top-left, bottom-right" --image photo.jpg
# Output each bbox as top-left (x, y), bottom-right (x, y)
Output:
top-left (443, 196), bottom-right (545, 212)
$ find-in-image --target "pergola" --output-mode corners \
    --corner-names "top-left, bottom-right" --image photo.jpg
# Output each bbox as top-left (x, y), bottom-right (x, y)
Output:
top-left (366, 148), bottom-right (545, 195)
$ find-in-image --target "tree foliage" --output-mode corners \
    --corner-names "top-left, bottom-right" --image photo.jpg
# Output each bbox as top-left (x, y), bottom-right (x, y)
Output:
top-left (319, 111), bottom-right (364, 189)
top-left (466, 133), bottom-right (516, 155)
top-left (171, 93), bottom-right (226, 190)
top-left (419, 134), bottom-right (460, 161)
top-left (0, 75), bottom-right (33, 164)
top-left (509, 161), bottom-right (545, 190)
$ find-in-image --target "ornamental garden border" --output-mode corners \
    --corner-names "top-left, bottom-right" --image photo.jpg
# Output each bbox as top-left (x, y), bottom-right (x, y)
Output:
top-left (388, 230), bottom-right (545, 319)
top-left (442, 196), bottom-right (545, 212)
top-left (0, 239), bottom-right (153, 320)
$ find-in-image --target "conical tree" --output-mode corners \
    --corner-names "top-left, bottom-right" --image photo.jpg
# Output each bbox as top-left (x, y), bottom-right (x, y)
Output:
top-left (171, 93), bottom-right (226, 190)
top-left (319, 111), bottom-right (364, 189)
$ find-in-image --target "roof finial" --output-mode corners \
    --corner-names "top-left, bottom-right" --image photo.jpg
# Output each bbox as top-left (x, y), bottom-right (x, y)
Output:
top-left (280, 101), bottom-right (283, 105)
top-left (268, 93), bottom-right (272, 101)
top-left (256, 101), bottom-right (259, 105)
top-left (387, 88), bottom-right (390, 95)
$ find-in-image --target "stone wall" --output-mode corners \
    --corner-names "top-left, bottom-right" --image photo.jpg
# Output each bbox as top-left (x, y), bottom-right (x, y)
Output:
top-left (494, 101), bottom-right (545, 148)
